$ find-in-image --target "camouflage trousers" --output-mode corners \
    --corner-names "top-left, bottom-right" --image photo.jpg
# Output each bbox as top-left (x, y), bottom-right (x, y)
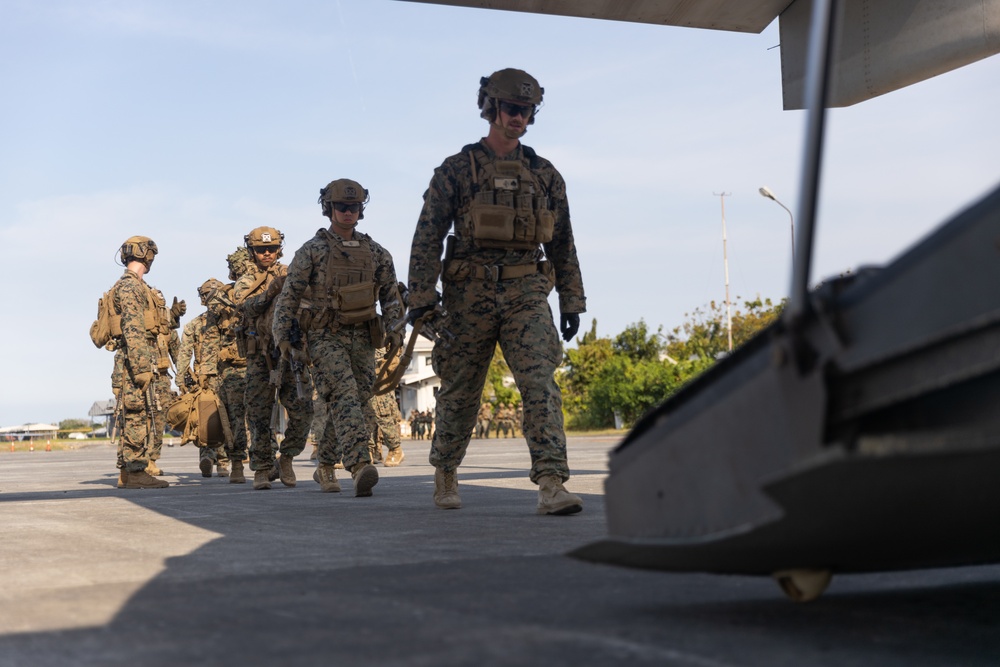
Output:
top-left (371, 392), bottom-right (402, 451)
top-left (308, 324), bottom-right (376, 471)
top-left (149, 373), bottom-right (176, 463)
top-left (244, 351), bottom-right (312, 471)
top-left (430, 272), bottom-right (570, 483)
top-left (203, 364), bottom-right (247, 463)
top-left (114, 375), bottom-right (155, 473)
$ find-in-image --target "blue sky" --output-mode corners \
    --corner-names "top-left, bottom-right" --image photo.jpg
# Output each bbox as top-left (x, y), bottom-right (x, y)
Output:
top-left (2, 0), bottom-right (999, 426)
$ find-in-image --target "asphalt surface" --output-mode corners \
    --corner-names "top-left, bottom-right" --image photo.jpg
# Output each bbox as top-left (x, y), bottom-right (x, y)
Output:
top-left (1, 436), bottom-right (997, 666)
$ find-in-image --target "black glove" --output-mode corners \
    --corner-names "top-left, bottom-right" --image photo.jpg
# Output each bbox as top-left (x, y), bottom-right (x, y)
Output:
top-left (407, 305), bottom-right (434, 327)
top-left (560, 313), bottom-right (580, 342)
top-left (171, 297), bottom-right (187, 319)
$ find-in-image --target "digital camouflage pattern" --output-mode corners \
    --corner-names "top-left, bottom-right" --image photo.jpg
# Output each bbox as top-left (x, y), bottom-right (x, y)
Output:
top-left (110, 270), bottom-right (158, 472)
top-left (177, 306), bottom-right (244, 464)
top-left (371, 348), bottom-right (403, 453)
top-left (408, 140), bottom-right (586, 483)
top-left (235, 261), bottom-right (311, 471)
top-left (273, 228), bottom-right (403, 471)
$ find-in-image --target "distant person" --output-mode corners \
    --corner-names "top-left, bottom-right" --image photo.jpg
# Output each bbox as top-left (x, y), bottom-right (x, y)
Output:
top-left (104, 237), bottom-right (169, 489)
top-left (475, 402), bottom-right (493, 439)
top-left (272, 179), bottom-right (404, 495)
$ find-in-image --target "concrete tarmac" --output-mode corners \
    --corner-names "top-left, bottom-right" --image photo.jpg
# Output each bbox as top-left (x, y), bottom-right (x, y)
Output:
top-left (1, 436), bottom-right (998, 666)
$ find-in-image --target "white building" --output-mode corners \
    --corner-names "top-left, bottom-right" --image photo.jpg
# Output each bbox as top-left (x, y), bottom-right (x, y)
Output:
top-left (397, 336), bottom-right (439, 419)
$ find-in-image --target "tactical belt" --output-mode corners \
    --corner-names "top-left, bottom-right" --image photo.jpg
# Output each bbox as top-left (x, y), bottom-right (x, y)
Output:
top-left (466, 262), bottom-right (540, 281)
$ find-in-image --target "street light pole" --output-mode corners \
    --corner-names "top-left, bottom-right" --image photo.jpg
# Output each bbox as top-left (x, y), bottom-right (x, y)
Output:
top-left (714, 191), bottom-right (733, 352)
top-left (759, 186), bottom-right (795, 264)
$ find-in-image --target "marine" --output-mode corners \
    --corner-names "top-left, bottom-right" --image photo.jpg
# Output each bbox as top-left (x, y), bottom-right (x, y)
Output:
top-left (272, 178), bottom-right (404, 496)
top-left (104, 236), bottom-right (170, 489)
top-left (234, 227), bottom-right (313, 490)
top-left (406, 68), bottom-right (586, 514)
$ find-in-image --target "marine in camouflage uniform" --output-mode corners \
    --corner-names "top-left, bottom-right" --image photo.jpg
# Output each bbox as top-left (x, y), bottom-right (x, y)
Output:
top-left (476, 402), bottom-right (493, 439)
top-left (407, 68), bottom-right (585, 514)
top-left (234, 227), bottom-right (313, 490)
top-left (107, 236), bottom-right (169, 489)
top-left (177, 278), bottom-right (248, 481)
top-left (272, 178), bottom-right (404, 496)
top-left (371, 346), bottom-right (405, 466)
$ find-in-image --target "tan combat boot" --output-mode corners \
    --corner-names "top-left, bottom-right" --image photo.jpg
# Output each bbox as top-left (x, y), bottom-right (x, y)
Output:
top-left (384, 448), bottom-right (405, 467)
top-left (217, 461), bottom-right (230, 478)
top-left (313, 464), bottom-right (341, 493)
top-left (278, 454), bottom-right (296, 487)
top-left (125, 469), bottom-right (170, 489)
top-left (117, 469), bottom-right (128, 488)
top-left (536, 476), bottom-right (583, 515)
top-left (199, 457), bottom-right (213, 478)
top-left (351, 463), bottom-right (379, 497)
top-left (370, 444), bottom-right (384, 464)
top-left (433, 468), bottom-right (461, 509)
top-left (146, 460), bottom-right (163, 476)
top-left (268, 460), bottom-right (280, 481)
top-left (253, 469), bottom-right (272, 490)
top-left (229, 459), bottom-right (246, 484)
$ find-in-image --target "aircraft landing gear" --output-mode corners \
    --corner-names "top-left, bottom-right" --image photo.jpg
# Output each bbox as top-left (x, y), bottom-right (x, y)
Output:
top-left (773, 568), bottom-right (832, 602)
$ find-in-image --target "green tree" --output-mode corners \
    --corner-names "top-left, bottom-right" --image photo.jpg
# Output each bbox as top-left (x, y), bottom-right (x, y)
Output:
top-left (665, 296), bottom-right (785, 362)
top-left (561, 319), bottom-right (615, 429)
top-left (483, 344), bottom-right (520, 406)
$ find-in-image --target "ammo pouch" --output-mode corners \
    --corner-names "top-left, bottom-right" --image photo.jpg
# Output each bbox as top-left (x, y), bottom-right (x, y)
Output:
top-left (335, 282), bottom-right (378, 325)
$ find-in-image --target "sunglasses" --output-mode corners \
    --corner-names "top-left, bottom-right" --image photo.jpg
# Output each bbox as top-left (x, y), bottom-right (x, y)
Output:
top-left (253, 245), bottom-right (279, 254)
top-left (333, 202), bottom-right (362, 213)
top-left (499, 101), bottom-right (534, 118)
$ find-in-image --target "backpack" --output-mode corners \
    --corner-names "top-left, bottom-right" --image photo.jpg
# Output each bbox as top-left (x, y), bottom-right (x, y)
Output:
top-left (165, 387), bottom-right (231, 447)
top-left (89, 289), bottom-right (121, 349)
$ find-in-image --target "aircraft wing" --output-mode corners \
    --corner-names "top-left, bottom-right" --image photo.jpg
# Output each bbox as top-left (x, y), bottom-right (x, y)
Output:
top-left (396, 0), bottom-right (1000, 109)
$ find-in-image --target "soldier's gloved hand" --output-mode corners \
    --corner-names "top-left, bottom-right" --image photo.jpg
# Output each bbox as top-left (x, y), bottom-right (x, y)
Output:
top-left (560, 313), bottom-right (580, 342)
top-left (386, 330), bottom-right (404, 351)
top-left (407, 305), bottom-right (434, 327)
top-left (134, 372), bottom-right (154, 390)
top-left (171, 297), bottom-right (187, 319)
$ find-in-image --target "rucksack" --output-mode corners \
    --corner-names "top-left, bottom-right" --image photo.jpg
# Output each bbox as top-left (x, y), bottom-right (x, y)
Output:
top-left (165, 387), bottom-right (230, 447)
top-left (89, 289), bottom-right (121, 349)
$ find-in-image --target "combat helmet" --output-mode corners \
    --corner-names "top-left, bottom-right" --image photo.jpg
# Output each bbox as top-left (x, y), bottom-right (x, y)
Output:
top-left (318, 178), bottom-right (370, 219)
top-left (244, 226), bottom-right (284, 259)
top-left (478, 68), bottom-right (543, 125)
top-left (198, 278), bottom-right (225, 305)
top-left (119, 235), bottom-right (158, 270)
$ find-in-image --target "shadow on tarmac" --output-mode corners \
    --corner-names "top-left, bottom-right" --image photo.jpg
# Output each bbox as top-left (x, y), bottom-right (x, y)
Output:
top-left (2, 445), bottom-right (999, 666)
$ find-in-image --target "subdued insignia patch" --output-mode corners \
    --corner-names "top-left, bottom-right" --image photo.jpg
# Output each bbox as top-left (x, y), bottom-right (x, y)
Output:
top-left (345, 186), bottom-right (357, 198)
top-left (520, 82), bottom-right (533, 97)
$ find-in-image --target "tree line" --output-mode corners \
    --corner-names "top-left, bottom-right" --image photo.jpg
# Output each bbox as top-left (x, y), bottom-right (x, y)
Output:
top-left (559, 297), bottom-right (785, 430)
